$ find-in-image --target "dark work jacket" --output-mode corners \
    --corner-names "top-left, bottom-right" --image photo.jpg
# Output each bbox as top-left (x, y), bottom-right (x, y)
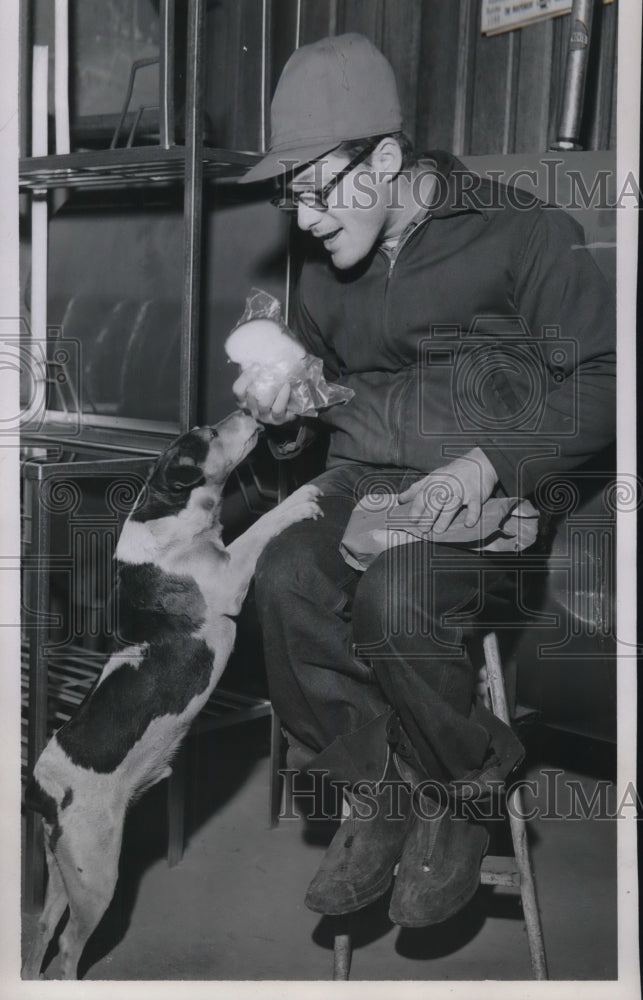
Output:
top-left (291, 151), bottom-right (616, 499)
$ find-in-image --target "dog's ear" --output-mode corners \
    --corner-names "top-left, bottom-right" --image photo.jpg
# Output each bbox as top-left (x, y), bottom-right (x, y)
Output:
top-left (165, 462), bottom-right (206, 493)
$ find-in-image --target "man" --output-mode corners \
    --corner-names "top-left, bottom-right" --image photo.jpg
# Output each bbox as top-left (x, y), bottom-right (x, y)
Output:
top-left (237, 33), bottom-right (615, 926)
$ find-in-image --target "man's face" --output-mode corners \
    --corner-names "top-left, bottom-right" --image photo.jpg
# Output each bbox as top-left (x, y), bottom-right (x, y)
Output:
top-left (290, 151), bottom-right (391, 270)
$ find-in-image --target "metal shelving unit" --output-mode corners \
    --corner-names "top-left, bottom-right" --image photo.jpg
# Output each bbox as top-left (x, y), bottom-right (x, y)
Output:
top-left (20, 644), bottom-right (271, 784)
top-left (20, 446), bottom-right (156, 906)
top-left (19, 146), bottom-right (259, 192)
top-left (20, 0), bottom-right (262, 434)
top-left (20, 0), bottom-right (273, 910)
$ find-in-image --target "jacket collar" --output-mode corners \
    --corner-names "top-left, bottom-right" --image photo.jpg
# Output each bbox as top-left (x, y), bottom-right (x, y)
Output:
top-left (418, 149), bottom-right (489, 219)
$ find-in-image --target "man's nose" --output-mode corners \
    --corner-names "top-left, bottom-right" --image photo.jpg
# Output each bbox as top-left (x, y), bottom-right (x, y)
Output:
top-left (297, 202), bottom-right (324, 231)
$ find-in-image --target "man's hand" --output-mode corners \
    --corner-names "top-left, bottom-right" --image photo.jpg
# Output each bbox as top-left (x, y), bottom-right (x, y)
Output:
top-left (232, 369), bottom-right (299, 425)
top-left (397, 448), bottom-right (498, 534)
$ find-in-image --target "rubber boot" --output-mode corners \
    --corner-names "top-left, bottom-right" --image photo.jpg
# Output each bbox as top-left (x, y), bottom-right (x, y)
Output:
top-left (388, 804), bottom-right (489, 927)
top-left (304, 711), bottom-right (415, 915)
top-left (385, 713), bottom-right (493, 927)
top-left (388, 741), bottom-right (496, 927)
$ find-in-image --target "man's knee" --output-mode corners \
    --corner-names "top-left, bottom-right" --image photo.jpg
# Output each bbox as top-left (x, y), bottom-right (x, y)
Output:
top-left (255, 521), bottom-right (334, 612)
top-left (352, 545), bottom-right (470, 650)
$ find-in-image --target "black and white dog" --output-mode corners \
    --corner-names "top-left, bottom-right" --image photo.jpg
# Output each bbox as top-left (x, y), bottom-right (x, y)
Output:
top-left (23, 410), bottom-right (322, 979)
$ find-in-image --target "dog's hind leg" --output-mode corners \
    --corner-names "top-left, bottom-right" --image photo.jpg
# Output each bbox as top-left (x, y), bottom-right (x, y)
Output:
top-left (54, 817), bottom-right (123, 979)
top-left (22, 837), bottom-right (69, 979)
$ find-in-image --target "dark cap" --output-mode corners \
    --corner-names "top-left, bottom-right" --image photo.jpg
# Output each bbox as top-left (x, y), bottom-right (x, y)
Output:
top-left (240, 33), bottom-right (402, 184)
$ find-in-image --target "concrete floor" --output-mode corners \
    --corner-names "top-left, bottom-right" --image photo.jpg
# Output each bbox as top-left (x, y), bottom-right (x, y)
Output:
top-left (22, 722), bottom-right (617, 982)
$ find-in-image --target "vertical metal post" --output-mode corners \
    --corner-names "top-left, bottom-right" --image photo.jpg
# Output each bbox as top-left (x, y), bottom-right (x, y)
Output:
top-left (551, 0), bottom-right (595, 150)
top-left (24, 470), bottom-right (51, 911)
top-left (159, 0), bottom-right (175, 149)
top-left (54, 0), bottom-right (70, 155)
top-left (453, 0), bottom-right (474, 156)
top-left (19, 0), bottom-right (32, 158)
top-left (295, 0), bottom-right (302, 49)
top-left (31, 46), bottom-right (49, 412)
top-left (328, 0), bottom-right (339, 36)
top-left (259, 0), bottom-right (270, 152)
top-left (26, 44), bottom-right (51, 911)
top-left (53, 1), bottom-right (70, 212)
top-left (179, 0), bottom-right (205, 432)
top-left (502, 30), bottom-right (521, 155)
top-left (588, 0), bottom-right (617, 150)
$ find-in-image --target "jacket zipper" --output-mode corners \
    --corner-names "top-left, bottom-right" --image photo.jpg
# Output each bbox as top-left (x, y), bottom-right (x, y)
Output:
top-left (383, 211), bottom-right (433, 281)
top-left (391, 370), bottom-right (415, 466)
top-left (382, 212), bottom-right (433, 330)
top-left (382, 214), bottom-right (433, 463)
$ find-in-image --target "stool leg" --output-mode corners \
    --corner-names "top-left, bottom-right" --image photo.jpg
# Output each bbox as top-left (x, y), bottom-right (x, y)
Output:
top-left (333, 917), bottom-right (352, 980)
top-left (483, 632), bottom-right (548, 980)
top-left (482, 632), bottom-right (511, 725)
top-left (507, 785), bottom-right (548, 979)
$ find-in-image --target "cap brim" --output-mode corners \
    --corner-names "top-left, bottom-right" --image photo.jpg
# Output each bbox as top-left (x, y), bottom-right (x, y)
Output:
top-left (239, 140), bottom-right (341, 184)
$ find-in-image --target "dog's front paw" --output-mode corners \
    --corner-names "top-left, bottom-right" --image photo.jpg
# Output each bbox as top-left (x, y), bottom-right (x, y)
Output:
top-left (288, 498), bottom-right (324, 523)
top-left (271, 485), bottom-right (323, 529)
top-left (278, 483), bottom-right (323, 511)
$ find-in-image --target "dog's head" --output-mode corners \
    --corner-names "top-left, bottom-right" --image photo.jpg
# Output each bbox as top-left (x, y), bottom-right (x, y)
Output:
top-left (130, 410), bottom-right (260, 524)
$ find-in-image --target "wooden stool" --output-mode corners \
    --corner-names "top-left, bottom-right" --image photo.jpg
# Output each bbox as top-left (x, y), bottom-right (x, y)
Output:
top-left (332, 631), bottom-right (548, 981)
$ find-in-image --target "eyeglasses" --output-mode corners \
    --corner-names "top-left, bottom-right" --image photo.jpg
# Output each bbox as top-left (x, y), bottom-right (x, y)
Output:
top-left (271, 140), bottom-right (379, 215)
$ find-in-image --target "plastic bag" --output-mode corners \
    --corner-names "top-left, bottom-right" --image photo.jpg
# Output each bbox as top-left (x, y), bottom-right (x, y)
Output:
top-left (225, 289), bottom-right (354, 417)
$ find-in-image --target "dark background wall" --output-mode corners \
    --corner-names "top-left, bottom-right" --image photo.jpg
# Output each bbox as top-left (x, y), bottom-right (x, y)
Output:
top-left (274, 0), bottom-right (617, 154)
top-left (23, 0), bottom-right (617, 157)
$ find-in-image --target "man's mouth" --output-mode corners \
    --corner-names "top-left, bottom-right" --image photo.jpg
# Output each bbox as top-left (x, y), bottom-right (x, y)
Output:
top-left (321, 228), bottom-right (342, 248)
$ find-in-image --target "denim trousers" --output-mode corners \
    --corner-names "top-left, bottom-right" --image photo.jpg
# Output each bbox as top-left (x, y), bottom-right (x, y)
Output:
top-left (254, 462), bottom-right (525, 788)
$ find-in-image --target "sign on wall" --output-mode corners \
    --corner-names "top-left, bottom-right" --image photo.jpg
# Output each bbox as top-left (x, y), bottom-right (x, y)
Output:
top-left (481, 0), bottom-right (614, 36)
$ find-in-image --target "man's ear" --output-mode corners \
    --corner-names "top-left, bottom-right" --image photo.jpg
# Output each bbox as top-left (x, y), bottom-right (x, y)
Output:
top-left (372, 137), bottom-right (403, 180)
top-left (165, 462), bottom-right (206, 493)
